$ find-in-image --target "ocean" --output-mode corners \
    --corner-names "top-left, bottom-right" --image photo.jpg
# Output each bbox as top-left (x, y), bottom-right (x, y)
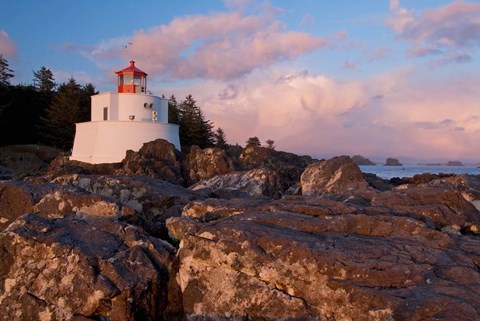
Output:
top-left (359, 165), bottom-right (480, 180)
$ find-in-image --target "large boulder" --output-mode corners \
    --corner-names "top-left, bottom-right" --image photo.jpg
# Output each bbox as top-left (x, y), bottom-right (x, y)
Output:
top-left (167, 208), bottom-right (480, 320)
top-left (189, 168), bottom-right (282, 199)
top-left (0, 181), bottom-right (55, 231)
top-left (301, 156), bottom-right (371, 196)
top-left (0, 214), bottom-right (175, 321)
top-left (239, 146), bottom-right (314, 193)
top-left (186, 146), bottom-right (235, 184)
top-left (118, 139), bottom-right (185, 185)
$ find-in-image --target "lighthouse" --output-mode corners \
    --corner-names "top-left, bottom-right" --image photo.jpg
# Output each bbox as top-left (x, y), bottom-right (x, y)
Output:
top-left (70, 61), bottom-right (180, 164)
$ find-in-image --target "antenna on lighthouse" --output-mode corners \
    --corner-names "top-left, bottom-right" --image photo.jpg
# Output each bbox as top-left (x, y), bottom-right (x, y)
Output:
top-left (122, 42), bottom-right (133, 67)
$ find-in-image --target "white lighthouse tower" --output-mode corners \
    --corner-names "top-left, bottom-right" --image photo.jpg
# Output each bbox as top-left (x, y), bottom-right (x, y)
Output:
top-left (70, 61), bottom-right (180, 164)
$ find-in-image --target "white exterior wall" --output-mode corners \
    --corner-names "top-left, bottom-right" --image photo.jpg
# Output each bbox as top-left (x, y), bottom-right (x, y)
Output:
top-left (91, 93), bottom-right (110, 121)
top-left (71, 121), bottom-right (180, 164)
top-left (91, 92), bottom-right (168, 122)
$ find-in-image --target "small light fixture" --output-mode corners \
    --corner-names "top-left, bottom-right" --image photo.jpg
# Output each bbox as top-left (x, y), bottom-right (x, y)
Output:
top-left (129, 115), bottom-right (135, 121)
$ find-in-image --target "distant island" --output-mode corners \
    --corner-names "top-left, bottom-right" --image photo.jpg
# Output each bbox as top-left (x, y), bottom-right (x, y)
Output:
top-left (446, 161), bottom-right (463, 166)
top-left (385, 157), bottom-right (402, 166)
top-left (351, 155), bottom-right (376, 166)
top-left (424, 161), bottom-right (465, 166)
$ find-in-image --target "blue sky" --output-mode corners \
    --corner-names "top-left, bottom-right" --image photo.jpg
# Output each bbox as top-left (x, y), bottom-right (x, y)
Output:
top-left (1, 0), bottom-right (480, 162)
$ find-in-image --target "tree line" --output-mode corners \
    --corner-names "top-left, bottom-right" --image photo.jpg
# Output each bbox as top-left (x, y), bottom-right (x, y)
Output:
top-left (0, 54), bottom-right (231, 152)
top-left (0, 54), bottom-right (95, 150)
top-left (0, 54), bottom-right (275, 153)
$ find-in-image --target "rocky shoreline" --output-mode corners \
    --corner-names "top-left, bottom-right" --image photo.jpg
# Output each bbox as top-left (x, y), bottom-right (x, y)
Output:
top-left (1, 140), bottom-right (479, 320)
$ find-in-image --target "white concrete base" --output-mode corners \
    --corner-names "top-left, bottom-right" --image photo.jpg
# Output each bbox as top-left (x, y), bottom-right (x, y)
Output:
top-left (70, 121), bottom-right (180, 164)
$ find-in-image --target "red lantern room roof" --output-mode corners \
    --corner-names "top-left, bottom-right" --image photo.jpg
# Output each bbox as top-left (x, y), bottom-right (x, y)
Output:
top-left (115, 60), bottom-right (147, 76)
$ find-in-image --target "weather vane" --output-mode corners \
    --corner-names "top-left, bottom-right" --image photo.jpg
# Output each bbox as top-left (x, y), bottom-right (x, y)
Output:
top-left (123, 42), bottom-right (133, 67)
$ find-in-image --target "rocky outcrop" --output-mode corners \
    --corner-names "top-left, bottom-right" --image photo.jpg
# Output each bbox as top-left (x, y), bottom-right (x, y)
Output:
top-left (0, 181), bottom-right (55, 231)
top-left (2, 152), bottom-right (480, 320)
top-left (446, 160), bottom-right (464, 166)
top-left (1, 174), bottom-right (199, 238)
top-left (164, 156), bottom-right (480, 320)
top-left (47, 155), bottom-right (121, 178)
top-left (418, 174), bottom-right (480, 218)
top-left (51, 175), bottom-right (199, 237)
top-left (189, 168), bottom-right (282, 199)
top-left (117, 139), bottom-right (185, 185)
top-left (385, 157), bottom-right (402, 166)
top-left (369, 186), bottom-right (480, 232)
top-left (391, 173), bottom-right (455, 186)
top-left (0, 214), bottom-right (175, 321)
top-left (186, 146), bottom-right (235, 183)
top-left (364, 173), bottom-right (393, 191)
top-left (167, 208), bottom-right (480, 321)
top-left (239, 146), bottom-right (313, 170)
top-left (300, 156), bottom-right (371, 196)
top-left (351, 155), bottom-right (376, 165)
top-left (48, 139), bottom-right (186, 186)
top-left (239, 146), bottom-right (314, 193)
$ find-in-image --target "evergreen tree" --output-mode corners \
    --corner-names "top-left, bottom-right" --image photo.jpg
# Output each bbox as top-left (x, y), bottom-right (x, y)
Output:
top-left (177, 94), bottom-right (214, 149)
top-left (213, 127), bottom-right (228, 149)
top-left (0, 54), bottom-right (14, 86)
top-left (265, 139), bottom-right (276, 150)
top-left (168, 94), bottom-right (180, 124)
top-left (79, 83), bottom-right (97, 121)
top-left (33, 66), bottom-right (56, 92)
top-left (41, 78), bottom-right (92, 150)
top-left (0, 84), bottom-right (47, 145)
top-left (245, 136), bottom-right (261, 148)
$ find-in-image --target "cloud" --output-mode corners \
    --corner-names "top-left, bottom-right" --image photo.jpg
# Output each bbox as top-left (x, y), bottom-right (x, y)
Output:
top-left (0, 30), bottom-right (17, 58)
top-left (387, 0), bottom-right (480, 64)
top-left (170, 66), bottom-right (480, 161)
top-left (84, 5), bottom-right (326, 81)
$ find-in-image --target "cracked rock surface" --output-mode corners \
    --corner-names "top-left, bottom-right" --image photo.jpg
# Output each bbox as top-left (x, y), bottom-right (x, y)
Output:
top-left (0, 214), bottom-right (175, 321)
top-left (166, 157), bottom-right (480, 320)
top-left (1, 154), bottom-right (480, 320)
top-left (167, 208), bottom-right (480, 321)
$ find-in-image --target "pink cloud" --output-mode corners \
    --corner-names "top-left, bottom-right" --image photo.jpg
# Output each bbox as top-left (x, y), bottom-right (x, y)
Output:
top-left (87, 7), bottom-right (326, 80)
top-left (168, 67), bottom-right (480, 162)
top-left (0, 30), bottom-right (17, 58)
top-left (387, 0), bottom-right (480, 64)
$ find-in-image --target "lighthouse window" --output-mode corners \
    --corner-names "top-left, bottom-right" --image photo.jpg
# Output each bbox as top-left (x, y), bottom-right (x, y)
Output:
top-left (134, 75), bottom-right (142, 85)
top-left (103, 107), bottom-right (108, 120)
top-left (122, 74), bottom-right (133, 84)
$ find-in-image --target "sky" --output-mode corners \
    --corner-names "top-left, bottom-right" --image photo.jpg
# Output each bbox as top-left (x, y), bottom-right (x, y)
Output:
top-left (1, 0), bottom-right (480, 163)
